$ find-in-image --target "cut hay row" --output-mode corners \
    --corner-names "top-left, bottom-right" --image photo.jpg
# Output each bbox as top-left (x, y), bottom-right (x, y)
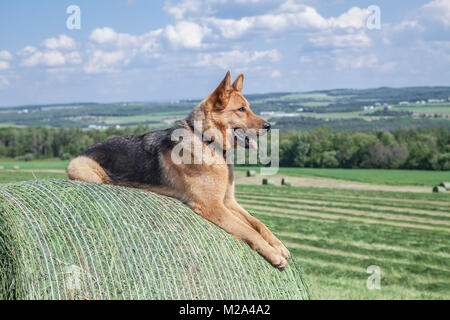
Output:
top-left (286, 244), bottom-right (450, 289)
top-left (253, 207), bottom-right (449, 253)
top-left (0, 180), bottom-right (310, 300)
top-left (245, 203), bottom-right (450, 232)
top-left (236, 192), bottom-right (450, 217)
top-left (237, 194), bottom-right (450, 221)
top-left (236, 190), bottom-right (450, 212)
top-left (236, 185), bottom-right (450, 203)
top-left (277, 231), bottom-right (450, 261)
top-left (237, 194), bottom-right (450, 220)
top-left (282, 240), bottom-right (450, 273)
top-left (240, 200), bottom-right (450, 231)
top-left (239, 197), bottom-right (450, 225)
top-left (291, 250), bottom-right (449, 296)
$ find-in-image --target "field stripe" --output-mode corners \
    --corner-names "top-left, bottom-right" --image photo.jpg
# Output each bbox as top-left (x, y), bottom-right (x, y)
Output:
top-left (283, 242), bottom-right (450, 273)
top-left (238, 197), bottom-right (450, 224)
top-left (288, 246), bottom-right (450, 288)
top-left (235, 187), bottom-right (450, 204)
top-left (237, 193), bottom-right (450, 218)
top-left (244, 204), bottom-right (450, 232)
top-left (236, 190), bottom-right (450, 212)
top-left (240, 199), bottom-right (450, 228)
top-left (277, 231), bottom-right (450, 260)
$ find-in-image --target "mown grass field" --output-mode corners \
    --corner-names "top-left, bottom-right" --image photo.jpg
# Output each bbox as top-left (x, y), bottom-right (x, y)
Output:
top-left (0, 159), bottom-right (69, 170)
top-left (235, 184), bottom-right (450, 299)
top-left (236, 167), bottom-right (450, 186)
top-left (1, 162), bottom-right (449, 299)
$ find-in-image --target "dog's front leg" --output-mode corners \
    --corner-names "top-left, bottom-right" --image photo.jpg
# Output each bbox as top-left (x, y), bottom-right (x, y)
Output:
top-left (189, 200), bottom-right (288, 268)
top-left (225, 199), bottom-right (290, 259)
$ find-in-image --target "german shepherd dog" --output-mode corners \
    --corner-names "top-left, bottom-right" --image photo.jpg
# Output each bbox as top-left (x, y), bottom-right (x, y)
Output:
top-left (68, 72), bottom-right (290, 268)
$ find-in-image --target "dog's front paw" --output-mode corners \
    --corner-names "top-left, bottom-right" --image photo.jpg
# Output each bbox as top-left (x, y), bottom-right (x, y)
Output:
top-left (272, 241), bottom-right (291, 259)
top-left (274, 255), bottom-right (288, 269)
top-left (264, 247), bottom-right (289, 269)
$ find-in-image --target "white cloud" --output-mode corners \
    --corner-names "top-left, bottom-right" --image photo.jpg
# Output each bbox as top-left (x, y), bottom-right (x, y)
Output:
top-left (84, 27), bottom-right (163, 73)
top-left (0, 61), bottom-right (10, 71)
top-left (204, 3), bottom-right (369, 39)
top-left (196, 49), bottom-right (280, 69)
top-left (329, 7), bottom-right (370, 29)
top-left (271, 69), bottom-right (281, 78)
top-left (310, 31), bottom-right (372, 48)
top-left (336, 54), bottom-right (378, 70)
top-left (0, 50), bottom-right (12, 60)
top-left (44, 35), bottom-right (76, 50)
top-left (164, 0), bottom-right (210, 20)
top-left (21, 51), bottom-right (66, 67)
top-left (421, 0), bottom-right (450, 27)
top-left (83, 50), bottom-right (129, 74)
top-left (89, 27), bottom-right (118, 44)
top-left (20, 48), bottom-right (82, 68)
top-left (65, 51), bottom-right (82, 64)
top-left (164, 21), bottom-right (211, 49)
top-left (18, 46), bottom-right (37, 56)
top-left (0, 75), bottom-right (9, 89)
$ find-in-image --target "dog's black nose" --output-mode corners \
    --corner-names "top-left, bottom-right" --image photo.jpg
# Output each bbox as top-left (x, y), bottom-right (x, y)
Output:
top-left (262, 122), bottom-right (271, 130)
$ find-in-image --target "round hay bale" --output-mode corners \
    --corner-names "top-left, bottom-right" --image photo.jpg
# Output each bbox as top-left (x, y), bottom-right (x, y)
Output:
top-left (0, 165), bottom-right (4, 170)
top-left (433, 186), bottom-right (447, 193)
top-left (13, 165), bottom-right (19, 170)
top-left (281, 178), bottom-right (292, 186)
top-left (439, 182), bottom-right (450, 190)
top-left (0, 180), bottom-right (310, 300)
top-left (262, 178), bottom-right (275, 186)
top-left (246, 170), bottom-right (256, 177)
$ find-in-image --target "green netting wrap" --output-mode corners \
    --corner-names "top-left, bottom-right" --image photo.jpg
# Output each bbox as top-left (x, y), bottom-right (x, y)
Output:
top-left (0, 180), bottom-right (310, 300)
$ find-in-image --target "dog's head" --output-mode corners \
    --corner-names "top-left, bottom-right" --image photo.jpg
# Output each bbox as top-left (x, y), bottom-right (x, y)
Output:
top-left (201, 71), bottom-right (271, 150)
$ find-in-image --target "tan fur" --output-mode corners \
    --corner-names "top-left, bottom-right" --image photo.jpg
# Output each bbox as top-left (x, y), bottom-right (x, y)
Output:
top-left (68, 72), bottom-right (290, 268)
top-left (67, 156), bottom-right (113, 183)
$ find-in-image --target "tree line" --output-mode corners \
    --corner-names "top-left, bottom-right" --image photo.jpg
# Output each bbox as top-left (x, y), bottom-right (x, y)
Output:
top-left (0, 125), bottom-right (449, 170)
top-left (0, 125), bottom-right (151, 161)
top-left (280, 127), bottom-right (450, 170)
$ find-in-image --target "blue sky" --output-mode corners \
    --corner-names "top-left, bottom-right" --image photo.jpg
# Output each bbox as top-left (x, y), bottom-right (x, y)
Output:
top-left (0, 0), bottom-right (449, 106)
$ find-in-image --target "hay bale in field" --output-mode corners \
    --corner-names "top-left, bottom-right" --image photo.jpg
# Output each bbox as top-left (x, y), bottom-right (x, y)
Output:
top-left (439, 182), bottom-right (450, 190)
top-left (262, 178), bottom-right (275, 185)
top-left (281, 178), bottom-right (292, 186)
top-left (12, 165), bottom-right (19, 170)
top-left (0, 165), bottom-right (4, 170)
top-left (0, 180), bottom-right (310, 300)
top-left (433, 186), bottom-right (446, 193)
top-left (246, 170), bottom-right (256, 177)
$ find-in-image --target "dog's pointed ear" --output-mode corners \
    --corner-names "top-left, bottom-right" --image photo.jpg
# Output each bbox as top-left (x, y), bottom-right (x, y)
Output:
top-left (206, 71), bottom-right (232, 111)
top-left (232, 74), bottom-right (244, 92)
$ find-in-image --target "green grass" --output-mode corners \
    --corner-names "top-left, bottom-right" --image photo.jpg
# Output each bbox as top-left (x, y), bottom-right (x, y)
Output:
top-left (236, 167), bottom-right (450, 186)
top-left (0, 171), bottom-right (67, 183)
top-left (103, 111), bottom-right (189, 125)
top-left (394, 103), bottom-right (450, 115)
top-left (296, 111), bottom-right (363, 119)
top-left (235, 184), bottom-right (450, 299)
top-left (0, 160), bottom-right (68, 183)
top-left (0, 159), bottom-right (69, 170)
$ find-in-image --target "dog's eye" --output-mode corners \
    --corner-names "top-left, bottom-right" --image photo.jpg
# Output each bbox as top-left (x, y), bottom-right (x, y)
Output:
top-left (238, 106), bottom-right (246, 112)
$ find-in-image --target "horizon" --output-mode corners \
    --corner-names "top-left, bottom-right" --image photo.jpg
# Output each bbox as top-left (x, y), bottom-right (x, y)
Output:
top-left (2, 84), bottom-right (450, 108)
top-left (1, 0), bottom-right (450, 106)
